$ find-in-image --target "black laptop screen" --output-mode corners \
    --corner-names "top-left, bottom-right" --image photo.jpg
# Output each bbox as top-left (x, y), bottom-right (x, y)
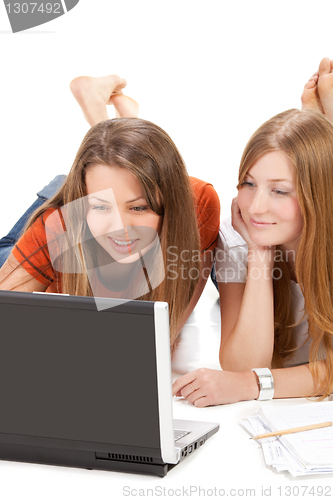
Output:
top-left (0, 292), bottom-right (162, 452)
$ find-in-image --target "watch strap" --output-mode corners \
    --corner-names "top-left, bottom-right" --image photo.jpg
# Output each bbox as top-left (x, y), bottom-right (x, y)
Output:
top-left (251, 368), bottom-right (274, 401)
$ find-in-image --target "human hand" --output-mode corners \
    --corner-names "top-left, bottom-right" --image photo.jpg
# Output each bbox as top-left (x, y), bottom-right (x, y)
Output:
top-left (231, 197), bottom-right (256, 247)
top-left (172, 368), bottom-right (258, 407)
top-left (231, 197), bottom-right (275, 263)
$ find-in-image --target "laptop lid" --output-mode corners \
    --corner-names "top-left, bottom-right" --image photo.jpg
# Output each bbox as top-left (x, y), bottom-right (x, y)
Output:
top-left (0, 290), bottom-right (177, 473)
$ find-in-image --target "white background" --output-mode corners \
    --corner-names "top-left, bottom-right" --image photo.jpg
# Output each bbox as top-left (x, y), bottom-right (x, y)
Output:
top-left (0, 1), bottom-right (333, 498)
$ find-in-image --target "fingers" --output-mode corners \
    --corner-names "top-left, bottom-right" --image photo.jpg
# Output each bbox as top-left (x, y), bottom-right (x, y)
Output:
top-left (173, 377), bottom-right (211, 408)
top-left (231, 196), bottom-right (244, 229)
top-left (231, 196), bottom-right (241, 211)
top-left (231, 196), bottom-right (240, 218)
top-left (173, 368), bottom-right (217, 408)
top-left (194, 396), bottom-right (211, 408)
top-left (179, 382), bottom-right (196, 399)
top-left (186, 387), bottom-right (207, 405)
top-left (172, 372), bottom-right (197, 397)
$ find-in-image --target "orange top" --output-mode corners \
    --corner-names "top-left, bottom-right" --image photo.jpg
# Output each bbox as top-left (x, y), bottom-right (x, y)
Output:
top-left (12, 177), bottom-right (220, 292)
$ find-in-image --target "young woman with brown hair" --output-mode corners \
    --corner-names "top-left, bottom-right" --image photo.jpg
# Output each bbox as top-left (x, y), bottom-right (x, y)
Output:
top-left (0, 75), bottom-right (220, 349)
top-left (173, 57), bottom-right (333, 404)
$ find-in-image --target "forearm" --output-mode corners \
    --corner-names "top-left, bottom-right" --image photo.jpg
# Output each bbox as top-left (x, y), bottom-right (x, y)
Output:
top-left (272, 362), bottom-right (326, 398)
top-left (172, 361), bottom-right (329, 407)
top-left (220, 252), bottom-right (274, 370)
top-left (243, 362), bottom-right (326, 400)
top-left (0, 255), bottom-right (47, 292)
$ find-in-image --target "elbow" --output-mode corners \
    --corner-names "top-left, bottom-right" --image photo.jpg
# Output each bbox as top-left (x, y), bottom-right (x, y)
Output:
top-left (219, 344), bottom-right (273, 372)
top-left (219, 348), bottom-right (247, 372)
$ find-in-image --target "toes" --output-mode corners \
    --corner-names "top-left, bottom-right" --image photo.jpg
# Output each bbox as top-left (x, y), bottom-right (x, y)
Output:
top-left (319, 57), bottom-right (332, 77)
top-left (118, 78), bottom-right (127, 89)
top-left (301, 75), bottom-right (323, 113)
top-left (304, 76), bottom-right (318, 89)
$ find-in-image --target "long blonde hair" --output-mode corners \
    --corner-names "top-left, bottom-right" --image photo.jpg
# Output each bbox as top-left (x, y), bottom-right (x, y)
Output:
top-left (238, 109), bottom-right (333, 398)
top-left (18, 118), bottom-right (201, 346)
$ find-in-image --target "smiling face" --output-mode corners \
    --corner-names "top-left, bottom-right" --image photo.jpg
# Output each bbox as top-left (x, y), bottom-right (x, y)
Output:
top-left (237, 151), bottom-right (303, 252)
top-left (85, 164), bottom-right (162, 264)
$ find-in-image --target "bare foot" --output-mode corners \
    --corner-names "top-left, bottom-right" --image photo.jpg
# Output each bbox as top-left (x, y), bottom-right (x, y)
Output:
top-left (301, 72), bottom-right (324, 114)
top-left (110, 94), bottom-right (139, 118)
top-left (317, 57), bottom-right (333, 123)
top-left (70, 74), bottom-right (127, 127)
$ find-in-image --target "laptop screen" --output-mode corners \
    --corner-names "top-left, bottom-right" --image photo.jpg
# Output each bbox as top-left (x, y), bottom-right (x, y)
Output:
top-left (0, 291), bottom-right (162, 453)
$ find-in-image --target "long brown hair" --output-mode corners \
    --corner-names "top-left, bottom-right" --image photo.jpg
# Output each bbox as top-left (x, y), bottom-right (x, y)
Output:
top-left (22, 118), bottom-right (201, 346)
top-left (238, 109), bottom-right (333, 398)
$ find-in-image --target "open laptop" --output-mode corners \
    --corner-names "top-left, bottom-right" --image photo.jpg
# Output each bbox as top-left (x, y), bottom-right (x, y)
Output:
top-left (0, 290), bottom-right (219, 477)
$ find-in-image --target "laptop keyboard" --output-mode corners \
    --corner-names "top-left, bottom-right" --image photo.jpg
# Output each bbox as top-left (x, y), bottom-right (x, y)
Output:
top-left (174, 429), bottom-right (190, 441)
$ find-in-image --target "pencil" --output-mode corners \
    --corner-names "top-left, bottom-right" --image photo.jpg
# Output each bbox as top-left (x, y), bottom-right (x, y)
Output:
top-left (251, 421), bottom-right (332, 440)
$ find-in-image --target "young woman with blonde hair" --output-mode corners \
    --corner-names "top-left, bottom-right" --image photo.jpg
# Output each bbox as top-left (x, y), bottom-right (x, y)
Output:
top-left (0, 75), bottom-right (220, 349)
top-left (173, 57), bottom-right (333, 405)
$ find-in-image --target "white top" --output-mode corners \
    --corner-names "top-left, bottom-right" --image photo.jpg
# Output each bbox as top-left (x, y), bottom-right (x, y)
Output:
top-left (215, 217), bottom-right (310, 368)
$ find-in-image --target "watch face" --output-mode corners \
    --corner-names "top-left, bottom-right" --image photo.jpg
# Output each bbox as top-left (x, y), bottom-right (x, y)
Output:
top-left (260, 375), bottom-right (274, 390)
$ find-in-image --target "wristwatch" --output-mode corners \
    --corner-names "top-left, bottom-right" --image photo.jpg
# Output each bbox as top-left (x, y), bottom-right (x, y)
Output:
top-left (251, 368), bottom-right (275, 401)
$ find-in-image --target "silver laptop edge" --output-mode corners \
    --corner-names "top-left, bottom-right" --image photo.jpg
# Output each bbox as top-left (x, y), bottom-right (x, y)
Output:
top-left (154, 302), bottom-right (179, 465)
top-left (154, 303), bottom-right (219, 465)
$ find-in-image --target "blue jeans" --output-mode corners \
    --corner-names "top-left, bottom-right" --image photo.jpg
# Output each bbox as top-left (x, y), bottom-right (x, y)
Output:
top-left (0, 175), bottom-right (66, 267)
